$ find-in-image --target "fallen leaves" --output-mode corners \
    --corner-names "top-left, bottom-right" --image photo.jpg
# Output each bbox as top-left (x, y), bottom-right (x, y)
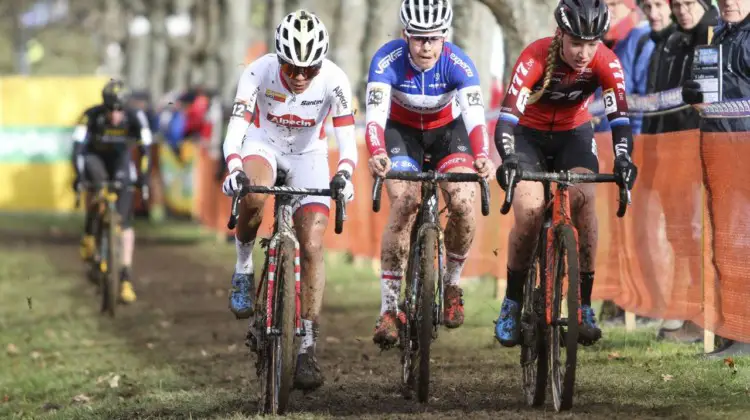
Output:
top-left (30, 351), bottom-right (42, 360)
top-left (71, 394), bottom-right (91, 404)
top-left (325, 336), bottom-right (341, 344)
top-left (607, 351), bottom-right (624, 360)
top-left (724, 357), bottom-right (738, 375)
top-left (6, 343), bottom-right (19, 356)
top-left (96, 373), bottom-right (121, 388)
top-left (661, 374), bottom-right (674, 382)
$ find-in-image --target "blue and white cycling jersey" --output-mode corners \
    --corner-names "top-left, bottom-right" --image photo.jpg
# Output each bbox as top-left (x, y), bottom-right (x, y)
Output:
top-left (364, 39), bottom-right (489, 158)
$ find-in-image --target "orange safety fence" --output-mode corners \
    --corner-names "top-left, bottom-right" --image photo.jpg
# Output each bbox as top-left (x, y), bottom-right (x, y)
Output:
top-left (192, 129), bottom-right (750, 342)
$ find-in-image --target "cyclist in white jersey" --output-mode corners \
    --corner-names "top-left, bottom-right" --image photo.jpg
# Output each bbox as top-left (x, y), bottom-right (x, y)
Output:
top-left (221, 10), bottom-right (357, 391)
top-left (366, 0), bottom-right (494, 347)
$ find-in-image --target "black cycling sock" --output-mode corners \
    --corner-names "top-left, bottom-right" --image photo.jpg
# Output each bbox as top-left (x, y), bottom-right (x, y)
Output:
top-left (580, 271), bottom-right (594, 306)
top-left (505, 267), bottom-right (528, 303)
top-left (120, 266), bottom-right (131, 282)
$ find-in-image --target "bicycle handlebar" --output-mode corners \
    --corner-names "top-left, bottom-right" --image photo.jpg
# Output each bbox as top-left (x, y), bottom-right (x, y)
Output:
top-left (227, 172), bottom-right (348, 234)
top-left (371, 170), bottom-right (491, 217)
top-left (499, 170), bottom-right (630, 218)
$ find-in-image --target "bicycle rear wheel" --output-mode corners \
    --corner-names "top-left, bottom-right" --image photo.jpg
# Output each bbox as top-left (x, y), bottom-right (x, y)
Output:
top-left (520, 258), bottom-right (547, 407)
top-left (414, 228), bottom-right (437, 403)
top-left (548, 225), bottom-right (580, 411)
top-left (261, 238), bottom-right (297, 415)
top-left (101, 212), bottom-right (121, 317)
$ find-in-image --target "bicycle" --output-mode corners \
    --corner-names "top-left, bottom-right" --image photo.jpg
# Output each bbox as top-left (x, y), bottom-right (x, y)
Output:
top-left (227, 170), bottom-right (347, 416)
top-left (75, 180), bottom-right (149, 317)
top-left (372, 170), bottom-right (490, 403)
top-left (499, 164), bottom-right (629, 411)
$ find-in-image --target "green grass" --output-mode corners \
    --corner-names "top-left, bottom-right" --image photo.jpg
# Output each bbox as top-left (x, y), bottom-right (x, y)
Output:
top-left (1, 216), bottom-right (750, 419)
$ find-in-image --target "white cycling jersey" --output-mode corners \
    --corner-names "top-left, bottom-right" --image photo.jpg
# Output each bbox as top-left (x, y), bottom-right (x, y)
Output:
top-left (223, 54), bottom-right (358, 176)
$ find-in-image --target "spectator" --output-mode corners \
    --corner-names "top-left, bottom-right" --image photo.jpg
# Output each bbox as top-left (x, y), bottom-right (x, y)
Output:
top-left (682, 0), bottom-right (750, 357)
top-left (641, 0), bottom-right (718, 133)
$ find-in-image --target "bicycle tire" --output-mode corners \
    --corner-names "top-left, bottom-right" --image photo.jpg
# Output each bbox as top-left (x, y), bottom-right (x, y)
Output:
top-left (548, 225), bottom-right (580, 412)
top-left (101, 211), bottom-right (121, 317)
top-left (520, 259), bottom-right (548, 407)
top-left (415, 228), bottom-right (437, 403)
top-left (270, 239), bottom-right (297, 415)
top-left (256, 251), bottom-right (271, 415)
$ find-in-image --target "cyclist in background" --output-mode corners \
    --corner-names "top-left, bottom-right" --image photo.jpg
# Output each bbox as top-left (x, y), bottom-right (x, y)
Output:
top-left (493, 0), bottom-right (638, 347)
top-left (220, 10), bottom-right (357, 391)
top-left (364, 0), bottom-right (493, 348)
top-left (72, 79), bottom-right (153, 304)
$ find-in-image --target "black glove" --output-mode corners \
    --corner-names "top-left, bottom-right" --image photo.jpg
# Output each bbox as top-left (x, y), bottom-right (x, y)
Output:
top-left (496, 154), bottom-right (521, 191)
top-left (614, 154), bottom-right (637, 190)
top-left (330, 170), bottom-right (349, 191)
top-left (72, 174), bottom-right (81, 192)
top-left (682, 80), bottom-right (703, 105)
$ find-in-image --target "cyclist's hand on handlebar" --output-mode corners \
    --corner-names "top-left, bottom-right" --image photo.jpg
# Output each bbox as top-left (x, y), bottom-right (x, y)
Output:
top-left (474, 156), bottom-right (494, 179)
top-left (496, 154), bottom-right (521, 191)
top-left (331, 171), bottom-right (354, 203)
top-left (368, 153), bottom-right (391, 178)
top-left (222, 169), bottom-right (248, 197)
top-left (614, 154), bottom-right (637, 190)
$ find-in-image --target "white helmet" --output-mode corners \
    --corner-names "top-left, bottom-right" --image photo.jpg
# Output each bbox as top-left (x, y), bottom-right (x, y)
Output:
top-left (399, 0), bottom-right (453, 35)
top-left (275, 10), bottom-right (329, 67)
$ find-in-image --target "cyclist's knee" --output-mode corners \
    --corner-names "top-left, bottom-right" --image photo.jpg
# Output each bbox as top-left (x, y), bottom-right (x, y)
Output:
top-left (390, 193), bottom-right (419, 225)
top-left (294, 206), bottom-right (328, 261)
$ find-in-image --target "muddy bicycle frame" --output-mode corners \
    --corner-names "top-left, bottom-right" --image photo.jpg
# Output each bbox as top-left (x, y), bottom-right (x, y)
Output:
top-left (500, 167), bottom-right (629, 411)
top-left (227, 171), bottom-right (346, 415)
top-left (372, 169), bottom-right (490, 402)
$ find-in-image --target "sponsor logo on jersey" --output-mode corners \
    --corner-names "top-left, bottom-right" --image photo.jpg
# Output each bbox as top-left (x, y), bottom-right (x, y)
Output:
top-left (449, 53), bottom-right (474, 77)
top-left (375, 47), bottom-right (403, 74)
top-left (265, 89), bottom-right (286, 102)
top-left (437, 155), bottom-right (468, 172)
top-left (300, 99), bottom-right (325, 106)
top-left (366, 122), bottom-right (381, 149)
top-left (367, 88), bottom-right (384, 106)
top-left (428, 83), bottom-right (447, 89)
top-left (267, 113), bottom-right (316, 128)
top-left (333, 86), bottom-right (349, 110)
top-left (467, 91), bottom-right (483, 107)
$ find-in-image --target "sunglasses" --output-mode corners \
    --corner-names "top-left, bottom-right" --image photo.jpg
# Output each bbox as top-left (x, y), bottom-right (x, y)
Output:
top-left (278, 58), bottom-right (322, 80)
top-left (409, 35), bottom-right (446, 45)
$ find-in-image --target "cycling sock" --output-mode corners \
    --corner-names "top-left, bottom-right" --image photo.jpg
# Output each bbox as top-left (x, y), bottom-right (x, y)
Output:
top-left (380, 270), bottom-right (403, 315)
top-left (120, 266), bottom-right (131, 282)
top-left (505, 267), bottom-right (528, 303)
top-left (580, 271), bottom-right (595, 306)
top-left (445, 252), bottom-right (468, 287)
top-left (299, 319), bottom-right (317, 355)
top-left (235, 237), bottom-right (255, 274)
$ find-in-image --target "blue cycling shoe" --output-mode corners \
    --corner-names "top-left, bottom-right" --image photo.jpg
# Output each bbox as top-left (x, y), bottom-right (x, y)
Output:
top-left (229, 271), bottom-right (255, 319)
top-left (495, 298), bottom-right (521, 347)
top-left (578, 305), bottom-right (602, 346)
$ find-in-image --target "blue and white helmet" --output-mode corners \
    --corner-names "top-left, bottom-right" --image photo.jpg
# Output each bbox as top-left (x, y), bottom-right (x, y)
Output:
top-left (399, 0), bottom-right (453, 35)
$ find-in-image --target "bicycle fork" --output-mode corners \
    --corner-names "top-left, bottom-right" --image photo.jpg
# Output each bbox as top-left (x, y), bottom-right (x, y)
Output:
top-left (265, 233), bottom-right (303, 337)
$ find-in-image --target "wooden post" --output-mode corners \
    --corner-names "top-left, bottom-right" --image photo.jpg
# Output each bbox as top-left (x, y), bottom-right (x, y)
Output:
top-left (625, 312), bottom-right (636, 332)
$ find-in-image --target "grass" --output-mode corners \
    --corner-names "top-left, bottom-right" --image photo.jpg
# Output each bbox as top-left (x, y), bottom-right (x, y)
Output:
top-left (0, 216), bottom-right (749, 419)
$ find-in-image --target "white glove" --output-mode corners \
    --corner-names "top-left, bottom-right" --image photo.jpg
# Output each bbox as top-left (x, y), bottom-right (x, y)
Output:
top-left (341, 178), bottom-right (354, 203)
top-left (222, 170), bottom-right (245, 197)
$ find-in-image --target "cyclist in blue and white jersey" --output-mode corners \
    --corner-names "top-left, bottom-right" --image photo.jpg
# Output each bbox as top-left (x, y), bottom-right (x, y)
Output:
top-left (364, 0), bottom-right (493, 347)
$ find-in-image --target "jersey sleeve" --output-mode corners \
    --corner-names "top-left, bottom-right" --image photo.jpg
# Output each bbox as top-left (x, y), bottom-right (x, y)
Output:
top-left (596, 49), bottom-right (633, 157)
top-left (328, 64), bottom-right (358, 176)
top-left (448, 45), bottom-right (489, 159)
top-left (493, 44), bottom-right (545, 158)
top-left (223, 58), bottom-right (265, 173)
top-left (364, 42), bottom-right (401, 156)
top-left (72, 107), bottom-right (95, 145)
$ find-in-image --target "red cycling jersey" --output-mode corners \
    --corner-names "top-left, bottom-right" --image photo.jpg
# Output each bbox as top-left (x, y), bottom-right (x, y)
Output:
top-left (499, 37), bottom-right (630, 132)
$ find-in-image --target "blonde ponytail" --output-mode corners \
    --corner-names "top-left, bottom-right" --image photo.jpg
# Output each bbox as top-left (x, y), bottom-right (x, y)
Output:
top-left (526, 34), bottom-right (562, 106)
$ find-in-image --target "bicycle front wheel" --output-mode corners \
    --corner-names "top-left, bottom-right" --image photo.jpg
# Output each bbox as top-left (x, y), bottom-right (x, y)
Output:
top-left (263, 238), bottom-right (297, 415)
top-left (415, 228), bottom-right (437, 403)
top-left (548, 225), bottom-right (580, 412)
top-left (101, 212), bottom-right (121, 317)
top-left (520, 259), bottom-right (547, 407)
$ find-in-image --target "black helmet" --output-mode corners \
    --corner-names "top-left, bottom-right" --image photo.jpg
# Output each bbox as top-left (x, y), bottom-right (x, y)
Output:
top-left (102, 79), bottom-right (129, 110)
top-left (555, 0), bottom-right (610, 41)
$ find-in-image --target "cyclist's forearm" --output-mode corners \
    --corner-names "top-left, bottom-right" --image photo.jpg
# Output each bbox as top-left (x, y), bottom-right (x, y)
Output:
top-left (332, 118), bottom-right (357, 176)
top-left (610, 119), bottom-right (633, 158)
top-left (494, 118), bottom-right (516, 160)
top-left (72, 142), bottom-right (85, 177)
top-left (364, 82), bottom-right (390, 156)
top-left (223, 116), bottom-right (251, 172)
top-left (457, 86), bottom-right (489, 159)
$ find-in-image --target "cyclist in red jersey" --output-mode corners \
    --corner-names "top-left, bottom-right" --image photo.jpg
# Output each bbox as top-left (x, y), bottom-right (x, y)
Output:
top-left (493, 0), bottom-right (638, 347)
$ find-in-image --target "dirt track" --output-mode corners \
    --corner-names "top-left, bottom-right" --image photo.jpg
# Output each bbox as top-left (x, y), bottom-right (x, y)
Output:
top-left (12, 230), bottom-right (681, 419)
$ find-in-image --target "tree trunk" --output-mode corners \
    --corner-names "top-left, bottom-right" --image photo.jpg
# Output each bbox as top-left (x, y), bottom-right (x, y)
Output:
top-left (124, 1), bottom-right (151, 91)
top-left (332, 0), bottom-right (366, 105)
top-left (360, 0), bottom-right (401, 97)
top-left (476, 0), bottom-right (557, 85)
top-left (222, 0), bottom-right (252, 101)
